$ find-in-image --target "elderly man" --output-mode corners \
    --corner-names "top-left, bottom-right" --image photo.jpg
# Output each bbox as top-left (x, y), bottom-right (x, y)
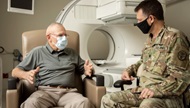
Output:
top-left (12, 22), bottom-right (95, 108)
top-left (101, 0), bottom-right (190, 108)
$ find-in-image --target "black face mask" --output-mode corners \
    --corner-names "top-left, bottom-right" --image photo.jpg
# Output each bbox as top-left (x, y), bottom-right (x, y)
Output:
top-left (134, 18), bottom-right (152, 34)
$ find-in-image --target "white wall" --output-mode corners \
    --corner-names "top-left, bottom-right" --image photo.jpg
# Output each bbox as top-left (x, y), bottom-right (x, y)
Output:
top-left (165, 0), bottom-right (190, 40)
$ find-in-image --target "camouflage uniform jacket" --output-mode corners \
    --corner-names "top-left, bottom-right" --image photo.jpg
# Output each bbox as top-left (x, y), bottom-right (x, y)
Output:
top-left (126, 26), bottom-right (190, 98)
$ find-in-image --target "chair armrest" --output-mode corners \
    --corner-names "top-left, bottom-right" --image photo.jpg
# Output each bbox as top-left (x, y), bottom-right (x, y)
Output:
top-left (6, 89), bottom-right (19, 108)
top-left (6, 77), bottom-right (35, 108)
top-left (8, 77), bottom-right (18, 89)
top-left (86, 74), bottom-right (104, 86)
top-left (6, 77), bottom-right (19, 108)
top-left (113, 80), bottom-right (132, 90)
top-left (84, 75), bottom-right (106, 108)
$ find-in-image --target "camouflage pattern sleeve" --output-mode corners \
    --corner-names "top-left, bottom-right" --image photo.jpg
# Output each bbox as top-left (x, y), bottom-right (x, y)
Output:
top-left (149, 32), bottom-right (190, 97)
top-left (125, 59), bottom-right (143, 77)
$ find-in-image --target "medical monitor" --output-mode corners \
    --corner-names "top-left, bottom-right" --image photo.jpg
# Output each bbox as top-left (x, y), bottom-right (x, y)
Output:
top-left (7, 0), bottom-right (34, 15)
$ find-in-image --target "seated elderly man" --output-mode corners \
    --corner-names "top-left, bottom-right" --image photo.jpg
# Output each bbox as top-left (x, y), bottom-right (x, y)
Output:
top-left (12, 22), bottom-right (95, 108)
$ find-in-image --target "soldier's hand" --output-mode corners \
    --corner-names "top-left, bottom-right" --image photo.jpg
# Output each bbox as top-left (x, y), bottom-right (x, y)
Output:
top-left (139, 88), bottom-right (154, 99)
top-left (121, 70), bottom-right (134, 81)
top-left (25, 67), bottom-right (40, 84)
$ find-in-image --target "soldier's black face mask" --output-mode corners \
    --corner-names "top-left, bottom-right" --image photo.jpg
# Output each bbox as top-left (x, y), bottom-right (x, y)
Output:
top-left (134, 17), bottom-right (152, 34)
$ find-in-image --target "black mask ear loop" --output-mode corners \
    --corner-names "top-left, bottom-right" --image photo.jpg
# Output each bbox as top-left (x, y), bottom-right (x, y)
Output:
top-left (148, 16), bottom-right (155, 37)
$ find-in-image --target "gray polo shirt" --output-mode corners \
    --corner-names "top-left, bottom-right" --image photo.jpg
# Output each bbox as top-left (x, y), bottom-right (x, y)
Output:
top-left (17, 43), bottom-right (85, 87)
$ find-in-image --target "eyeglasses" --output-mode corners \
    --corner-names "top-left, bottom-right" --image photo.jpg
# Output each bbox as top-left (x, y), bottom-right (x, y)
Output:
top-left (50, 33), bottom-right (68, 38)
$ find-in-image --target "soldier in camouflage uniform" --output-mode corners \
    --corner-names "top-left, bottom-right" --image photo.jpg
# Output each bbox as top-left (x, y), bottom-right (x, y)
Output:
top-left (101, 0), bottom-right (190, 108)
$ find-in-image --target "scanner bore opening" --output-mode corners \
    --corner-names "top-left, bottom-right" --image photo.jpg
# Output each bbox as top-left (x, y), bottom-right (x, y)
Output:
top-left (87, 29), bottom-right (115, 66)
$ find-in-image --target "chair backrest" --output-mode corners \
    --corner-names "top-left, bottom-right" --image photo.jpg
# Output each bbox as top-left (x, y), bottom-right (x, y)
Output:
top-left (22, 29), bottom-right (79, 58)
top-left (21, 29), bottom-right (83, 94)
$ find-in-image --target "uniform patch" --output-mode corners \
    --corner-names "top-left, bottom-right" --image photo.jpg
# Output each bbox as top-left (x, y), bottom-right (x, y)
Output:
top-left (177, 50), bottom-right (187, 61)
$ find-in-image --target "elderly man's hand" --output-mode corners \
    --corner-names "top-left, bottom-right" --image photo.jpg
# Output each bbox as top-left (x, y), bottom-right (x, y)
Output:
top-left (25, 67), bottom-right (40, 84)
top-left (84, 60), bottom-right (94, 77)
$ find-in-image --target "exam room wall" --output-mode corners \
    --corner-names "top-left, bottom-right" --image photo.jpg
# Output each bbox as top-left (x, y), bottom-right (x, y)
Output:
top-left (165, 0), bottom-right (190, 40)
top-left (0, 0), bottom-right (70, 108)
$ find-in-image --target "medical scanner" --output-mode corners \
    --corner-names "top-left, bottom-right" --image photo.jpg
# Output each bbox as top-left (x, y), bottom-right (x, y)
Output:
top-left (56, 0), bottom-right (166, 91)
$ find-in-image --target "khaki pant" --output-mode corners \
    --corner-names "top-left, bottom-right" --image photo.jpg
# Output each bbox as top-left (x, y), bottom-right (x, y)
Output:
top-left (101, 90), bottom-right (184, 108)
top-left (21, 86), bottom-right (94, 108)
